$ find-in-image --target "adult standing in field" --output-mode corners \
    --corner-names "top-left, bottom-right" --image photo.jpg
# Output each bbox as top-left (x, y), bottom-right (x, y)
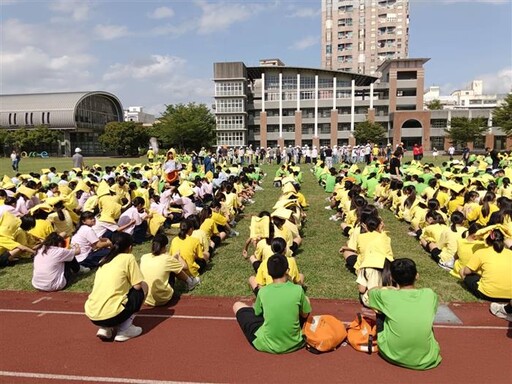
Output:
top-left (389, 150), bottom-right (402, 180)
top-left (146, 147), bottom-right (155, 163)
top-left (448, 145), bottom-right (455, 161)
top-left (72, 148), bottom-right (84, 169)
top-left (10, 150), bottom-right (19, 172)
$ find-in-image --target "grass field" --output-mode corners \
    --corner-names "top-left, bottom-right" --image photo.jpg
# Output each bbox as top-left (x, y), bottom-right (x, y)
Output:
top-left (0, 154), bottom-right (476, 302)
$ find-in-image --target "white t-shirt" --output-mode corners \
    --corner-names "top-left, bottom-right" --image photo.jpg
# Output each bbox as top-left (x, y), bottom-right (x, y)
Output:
top-left (118, 206), bottom-right (147, 235)
top-left (32, 246), bottom-right (76, 291)
top-left (92, 220), bottom-right (119, 238)
top-left (71, 225), bottom-right (99, 262)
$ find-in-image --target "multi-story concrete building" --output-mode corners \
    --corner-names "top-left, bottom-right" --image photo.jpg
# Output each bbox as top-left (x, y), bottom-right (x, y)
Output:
top-left (322, 0), bottom-right (409, 75)
top-left (424, 80), bottom-right (507, 110)
top-left (124, 106), bottom-right (156, 125)
top-left (213, 58), bottom-right (508, 151)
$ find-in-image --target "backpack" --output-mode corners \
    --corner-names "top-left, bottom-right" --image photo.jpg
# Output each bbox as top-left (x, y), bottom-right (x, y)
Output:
top-left (347, 313), bottom-right (378, 354)
top-left (302, 315), bottom-right (347, 354)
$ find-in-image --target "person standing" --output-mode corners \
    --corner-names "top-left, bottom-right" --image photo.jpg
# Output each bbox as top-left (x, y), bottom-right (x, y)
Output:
top-left (146, 147), bottom-right (155, 163)
top-left (10, 150), bottom-right (18, 171)
top-left (448, 145), bottom-right (455, 161)
top-left (72, 148), bottom-right (84, 169)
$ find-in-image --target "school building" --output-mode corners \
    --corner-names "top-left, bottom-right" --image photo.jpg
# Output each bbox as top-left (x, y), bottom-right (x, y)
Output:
top-left (213, 58), bottom-right (506, 151)
top-left (0, 91), bottom-right (124, 156)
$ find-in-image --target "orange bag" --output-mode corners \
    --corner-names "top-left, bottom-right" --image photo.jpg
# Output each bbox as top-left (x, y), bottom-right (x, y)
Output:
top-left (347, 313), bottom-right (378, 354)
top-left (302, 315), bottom-right (347, 354)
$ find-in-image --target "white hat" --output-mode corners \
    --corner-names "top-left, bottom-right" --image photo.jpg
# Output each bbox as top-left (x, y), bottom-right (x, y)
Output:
top-left (75, 147), bottom-right (82, 153)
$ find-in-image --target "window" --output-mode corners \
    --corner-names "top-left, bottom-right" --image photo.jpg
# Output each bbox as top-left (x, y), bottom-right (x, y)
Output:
top-left (216, 115), bottom-right (245, 130)
top-left (267, 125), bottom-right (279, 133)
top-left (318, 78), bottom-right (333, 89)
top-left (216, 99), bottom-right (244, 113)
top-left (338, 123), bottom-right (351, 131)
top-left (283, 124), bottom-right (295, 133)
top-left (217, 131), bottom-right (244, 147)
top-left (338, 18), bottom-right (353, 26)
top-left (326, 44), bottom-right (332, 54)
top-left (265, 75), bottom-right (280, 90)
top-left (215, 81), bottom-right (244, 96)
top-left (319, 123), bottom-right (331, 134)
top-left (300, 90), bottom-right (315, 100)
top-left (282, 75), bottom-right (297, 90)
top-left (302, 124), bottom-right (314, 134)
top-left (430, 119), bottom-right (447, 128)
top-left (300, 76), bottom-right (315, 89)
top-left (430, 137), bottom-right (444, 149)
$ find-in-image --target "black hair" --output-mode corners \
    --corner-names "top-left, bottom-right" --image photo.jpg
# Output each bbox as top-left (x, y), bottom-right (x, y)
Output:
top-left (99, 232), bottom-right (132, 266)
top-left (151, 233), bottom-right (169, 255)
top-left (363, 215), bottom-right (382, 232)
top-left (463, 222), bottom-right (482, 239)
top-left (75, 211), bottom-right (95, 233)
top-left (267, 253), bottom-right (289, 279)
top-left (481, 191), bottom-right (496, 218)
top-left (486, 228), bottom-right (505, 253)
top-left (132, 196), bottom-right (145, 207)
top-left (53, 200), bottom-right (66, 221)
top-left (42, 232), bottom-right (66, 251)
top-left (450, 211), bottom-right (465, 232)
top-left (271, 237), bottom-right (287, 255)
top-left (390, 258), bottom-right (417, 286)
top-left (20, 215), bottom-right (36, 231)
top-left (272, 216), bottom-right (286, 229)
top-left (178, 219), bottom-right (193, 240)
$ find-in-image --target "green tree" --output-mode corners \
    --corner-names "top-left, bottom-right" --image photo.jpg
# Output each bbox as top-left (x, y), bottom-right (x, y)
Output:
top-left (493, 93), bottom-right (512, 136)
top-left (99, 121), bottom-right (150, 156)
top-left (444, 117), bottom-right (488, 146)
top-left (353, 120), bottom-right (386, 144)
top-left (27, 126), bottom-right (60, 149)
top-left (4, 128), bottom-right (31, 149)
top-left (153, 103), bottom-right (216, 151)
top-left (426, 99), bottom-right (443, 110)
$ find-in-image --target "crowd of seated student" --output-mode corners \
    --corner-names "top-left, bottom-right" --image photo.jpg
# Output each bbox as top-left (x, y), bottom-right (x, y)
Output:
top-left (0, 150), bottom-right (267, 340)
top-left (317, 153), bottom-right (512, 324)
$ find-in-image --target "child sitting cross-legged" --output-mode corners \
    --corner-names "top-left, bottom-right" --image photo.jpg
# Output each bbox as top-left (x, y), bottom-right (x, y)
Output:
top-left (233, 253), bottom-right (311, 354)
top-left (368, 258), bottom-right (442, 370)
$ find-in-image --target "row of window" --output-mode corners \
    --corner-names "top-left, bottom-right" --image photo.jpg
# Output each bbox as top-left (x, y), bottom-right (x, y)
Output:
top-left (215, 99), bottom-right (244, 113)
top-left (6, 112), bottom-right (51, 126)
top-left (216, 131), bottom-right (245, 146)
top-left (215, 82), bottom-right (244, 96)
top-left (216, 115), bottom-right (245, 130)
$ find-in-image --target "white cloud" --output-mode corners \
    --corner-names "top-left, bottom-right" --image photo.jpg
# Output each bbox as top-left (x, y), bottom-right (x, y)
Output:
top-left (289, 36), bottom-right (318, 50)
top-left (49, 0), bottom-right (90, 21)
top-left (1, 46), bottom-right (97, 93)
top-left (103, 55), bottom-right (186, 81)
top-left (148, 6), bottom-right (175, 19)
top-left (287, 7), bottom-right (320, 18)
top-left (195, 0), bottom-right (264, 34)
top-left (94, 24), bottom-right (130, 40)
top-left (478, 67), bottom-right (512, 94)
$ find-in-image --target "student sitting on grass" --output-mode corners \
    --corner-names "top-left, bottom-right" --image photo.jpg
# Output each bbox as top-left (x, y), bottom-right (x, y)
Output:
top-left (170, 219), bottom-right (206, 278)
top-left (140, 234), bottom-right (200, 306)
top-left (368, 258), bottom-right (442, 370)
top-left (233, 253), bottom-right (311, 354)
top-left (32, 232), bottom-right (85, 292)
top-left (84, 232), bottom-right (148, 342)
top-left (249, 237), bottom-right (303, 296)
top-left (460, 226), bottom-right (512, 302)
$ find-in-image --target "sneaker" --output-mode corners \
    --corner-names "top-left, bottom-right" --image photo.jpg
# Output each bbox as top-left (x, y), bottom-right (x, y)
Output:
top-left (229, 230), bottom-right (239, 237)
top-left (114, 325), bottom-right (143, 342)
top-left (96, 327), bottom-right (113, 341)
top-left (407, 231), bottom-right (418, 237)
top-left (490, 303), bottom-right (512, 322)
top-left (187, 276), bottom-right (201, 291)
top-left (438, 260), bottom-right (454, 271)
top-left (324, 206), bottom-right (332, 210)
top-left (79, 266), bottom-right (91, 274)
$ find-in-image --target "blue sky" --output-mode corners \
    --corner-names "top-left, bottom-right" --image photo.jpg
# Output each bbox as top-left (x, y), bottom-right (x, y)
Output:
top-left (1, 0), bottom-right (511, 116)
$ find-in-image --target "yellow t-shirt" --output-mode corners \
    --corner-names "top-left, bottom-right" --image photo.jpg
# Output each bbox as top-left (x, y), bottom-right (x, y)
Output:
top-left (192, 229), bottom-right (210, 253)
top-left (84, 253), bottom-right (144, 321)
top-left (28, 219), bottom-right (54, 240)
top-left (438, 226), bottom-right (466, 263)
top-left (466, 247), bottom-right (512, 299)
top-left (476, 203), bottom-right (499, 226)
top-left (200, 218), bottom-right (218, 240)
top-left (274, 225), bottom-right (294, 248)
top-left (211, 211), bottom-right (228, 227)
top-left (170, 236), bottom-right (203, 277)
top-left (48, 210), bottom-right (75, 237)
top-left (254, 238), bottom-right (272, 262)
top-left (255, 256), bottom-right (300, 286)
top-left (420, 223), bottom-right (448, 244)
top-left (355, 231), bottom-right (394, 270)
top-left (452, 239), bottom-right (486, 278)
top-left (140, 252), bottom-right (183, 306)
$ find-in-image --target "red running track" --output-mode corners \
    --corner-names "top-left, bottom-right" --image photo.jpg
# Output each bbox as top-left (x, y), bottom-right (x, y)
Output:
top-left (0, 291), bottom-right (511, 384)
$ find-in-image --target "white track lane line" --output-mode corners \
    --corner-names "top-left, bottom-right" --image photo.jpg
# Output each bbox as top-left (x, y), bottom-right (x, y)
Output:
top-left (0, 370), bottom-right (210, 384)
top-left (0, 308), bottom-right (508, 329)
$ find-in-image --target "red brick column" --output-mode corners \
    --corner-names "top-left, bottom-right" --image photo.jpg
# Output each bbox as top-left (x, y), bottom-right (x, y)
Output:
top-left (330, 110), bottom-right (338, 147)
top-left (295, 111), bottom-right (302, 147)
top-left (260, 111), bottom-right (267, 149)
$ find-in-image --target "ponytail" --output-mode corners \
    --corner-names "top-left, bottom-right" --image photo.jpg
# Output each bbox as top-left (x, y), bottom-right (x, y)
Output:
top-left (486, 229), bottom-right (505, 253)
top-left (178, 220), bottom-right (192, 240)
top-left (99, 232), bottom-right (132, 266)
top-left (151, 233), bottom-right (169, 256)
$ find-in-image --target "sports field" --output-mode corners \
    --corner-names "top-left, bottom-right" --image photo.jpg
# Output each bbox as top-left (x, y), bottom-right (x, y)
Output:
top-left (0, 154), bottom-right (476, 302)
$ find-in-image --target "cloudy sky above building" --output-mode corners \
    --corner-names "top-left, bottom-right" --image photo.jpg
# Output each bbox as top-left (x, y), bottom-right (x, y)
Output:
top-left (1, 0), bottom-right (511, 116)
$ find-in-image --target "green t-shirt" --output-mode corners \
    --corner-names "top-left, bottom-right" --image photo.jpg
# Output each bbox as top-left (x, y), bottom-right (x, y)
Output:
top-left (368, 288), bottom-right (442, 370)
top-left (253, 281), bottom-right (311, 354)
top-left (325, 175), bottom-right (337, 193)
top-left (362, 177), bottom-right (379, 198)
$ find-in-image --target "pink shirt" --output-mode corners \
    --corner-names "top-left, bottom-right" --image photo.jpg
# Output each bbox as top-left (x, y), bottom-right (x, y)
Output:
top-left (32, 246), bottom-right (76, 291)
top-left (71, 225), bottom-right (99, 262)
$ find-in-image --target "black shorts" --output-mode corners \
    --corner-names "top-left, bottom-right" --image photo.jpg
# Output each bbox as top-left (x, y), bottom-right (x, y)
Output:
top-left (235, 307), bottom-right (264, 345)
top-left (91, 287), bottom-right (145, 327)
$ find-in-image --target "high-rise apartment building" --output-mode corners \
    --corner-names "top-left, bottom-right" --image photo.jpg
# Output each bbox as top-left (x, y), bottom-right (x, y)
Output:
top-left (322, 0), bottom-right (409, 75)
